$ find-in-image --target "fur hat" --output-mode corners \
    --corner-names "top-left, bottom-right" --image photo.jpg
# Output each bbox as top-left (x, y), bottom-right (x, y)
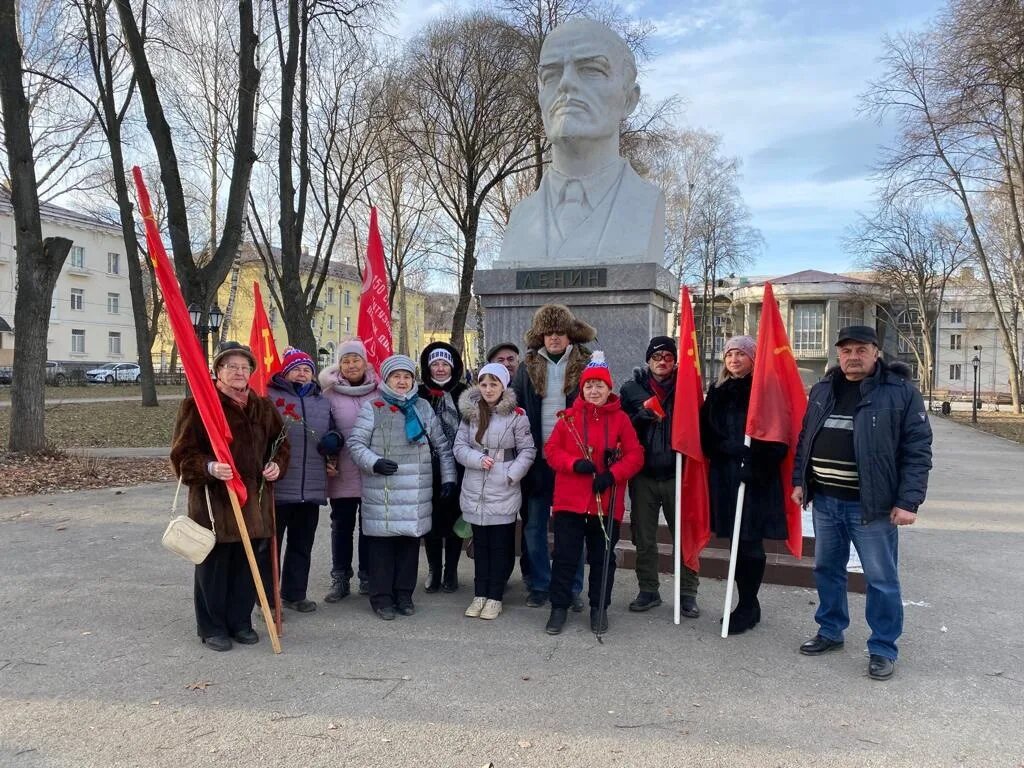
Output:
top-left (524, 304), bottom-right (597, 350)
top-left (477, 362), bottom-right (510, 389)
top-left (578, 350), bottom-right (613, 390)
top-left (281, 346), bottom-right (316, 376)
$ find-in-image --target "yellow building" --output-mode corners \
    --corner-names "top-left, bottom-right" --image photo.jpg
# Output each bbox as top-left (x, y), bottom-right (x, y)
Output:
top-left (152, 246), bottom-right (426, 370)
top-left (421, 290), bottom-right (483, 372)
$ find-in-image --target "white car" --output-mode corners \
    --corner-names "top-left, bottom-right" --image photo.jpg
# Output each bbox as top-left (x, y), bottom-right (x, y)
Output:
top-left (85, 362), bottom-right (142, 383)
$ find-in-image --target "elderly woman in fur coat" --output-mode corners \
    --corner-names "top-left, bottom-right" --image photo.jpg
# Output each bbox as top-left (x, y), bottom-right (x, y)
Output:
top-left (453, 363), bottom-right (536, 620)
top-left (170, 342), bottom-right (289, 652)
top-left (510, 303), bottom-right (594, 610)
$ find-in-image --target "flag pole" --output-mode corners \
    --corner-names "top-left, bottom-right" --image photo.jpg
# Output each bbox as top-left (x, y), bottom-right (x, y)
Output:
top-left (227, 487), bottom-right (282, 654)
top-left (673, 452), bottom-right (682, 625)
top-left (721, 434), bottom-right (752, 638)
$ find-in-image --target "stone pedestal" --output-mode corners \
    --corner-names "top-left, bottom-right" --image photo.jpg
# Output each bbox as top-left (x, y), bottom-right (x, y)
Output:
top-left (475, 263), bottom-right (679, 387)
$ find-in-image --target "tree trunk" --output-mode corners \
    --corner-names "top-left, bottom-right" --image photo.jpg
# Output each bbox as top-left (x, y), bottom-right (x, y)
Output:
top-left (0, 0), bottom-right (74, 451)
top-left (450, 217), bottom-right (479, 355)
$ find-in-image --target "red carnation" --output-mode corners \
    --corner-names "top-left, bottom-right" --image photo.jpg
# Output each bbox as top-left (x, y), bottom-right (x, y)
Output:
top-left (275, 398), bottom-right (286, 407)
top-left (374, 400), bottom-right (385, 408)
top-left (389, 405), bottom-right (399, 412)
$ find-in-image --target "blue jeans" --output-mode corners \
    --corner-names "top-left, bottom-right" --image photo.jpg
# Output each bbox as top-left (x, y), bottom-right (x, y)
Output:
top-left (524, 495), bottom-right (583, 595)
top-left (812, 494), bottom-right (903, 660)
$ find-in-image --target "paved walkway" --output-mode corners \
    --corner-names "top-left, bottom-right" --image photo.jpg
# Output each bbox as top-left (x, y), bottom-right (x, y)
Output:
top-left (0, 417), bottom-right (1021, 767)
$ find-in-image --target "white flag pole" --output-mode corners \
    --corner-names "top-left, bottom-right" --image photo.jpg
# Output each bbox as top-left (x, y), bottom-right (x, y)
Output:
top-left (673, 452), bottom-right (682, 625)
top-left (721, 434), bottom-right (752, 638)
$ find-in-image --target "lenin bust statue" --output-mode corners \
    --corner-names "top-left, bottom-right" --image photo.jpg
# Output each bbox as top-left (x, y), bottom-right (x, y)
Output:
top-left (496, 18), bottom-right (665, 268)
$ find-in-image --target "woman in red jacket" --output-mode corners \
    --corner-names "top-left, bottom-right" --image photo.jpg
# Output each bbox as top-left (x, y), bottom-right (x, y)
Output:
top-left (543, 352), bottom-right (644, 636)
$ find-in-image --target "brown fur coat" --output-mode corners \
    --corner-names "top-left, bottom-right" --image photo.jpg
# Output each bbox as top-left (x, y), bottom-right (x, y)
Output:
top-left (170, 390), bottom-right (289, 543)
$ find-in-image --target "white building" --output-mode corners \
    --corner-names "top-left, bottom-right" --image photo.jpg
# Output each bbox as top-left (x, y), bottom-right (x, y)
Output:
top-left (0, 190), bottom-right (137, 367)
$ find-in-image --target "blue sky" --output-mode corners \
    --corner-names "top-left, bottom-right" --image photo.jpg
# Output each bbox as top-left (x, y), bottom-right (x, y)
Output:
top-left (387, 0), bottom-right (945, 277)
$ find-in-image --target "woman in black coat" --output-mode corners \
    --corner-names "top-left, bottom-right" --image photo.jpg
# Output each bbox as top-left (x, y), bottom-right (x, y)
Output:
top-left (699, 336), bottom-right (787, 635)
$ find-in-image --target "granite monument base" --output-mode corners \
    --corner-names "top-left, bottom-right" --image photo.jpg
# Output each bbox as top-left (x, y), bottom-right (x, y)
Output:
top-left (475, 263), bottom-right (679, 386)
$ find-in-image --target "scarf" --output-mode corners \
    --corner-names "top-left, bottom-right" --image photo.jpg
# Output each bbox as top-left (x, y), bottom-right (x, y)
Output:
top-left (293, 381), bottom-right (315, 398)
top-left (648, 370), bottom-right (675, 405)
top-left (379, 382), bottom-right (427, 444)
top-left (216, 380), bottom-right (249, 407)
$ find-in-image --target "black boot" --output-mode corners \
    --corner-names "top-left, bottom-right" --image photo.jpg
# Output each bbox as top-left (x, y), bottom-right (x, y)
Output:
top-left (724, 556), bottom-right (765, 635)
top-left (324, 569), bottom-right (352, 603)
top-left (424, 537), bottom-right (442, 593)
top-left (545, 607), bottom-right (568, 635)
top-left (441, 537), bottom-right (462, 592)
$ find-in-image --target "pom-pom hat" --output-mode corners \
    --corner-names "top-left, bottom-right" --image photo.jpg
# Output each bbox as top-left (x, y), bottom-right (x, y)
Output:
top-left (579, 350), bottom-right (613, 389)
top-left (281, 346), bottom-right (316, 376)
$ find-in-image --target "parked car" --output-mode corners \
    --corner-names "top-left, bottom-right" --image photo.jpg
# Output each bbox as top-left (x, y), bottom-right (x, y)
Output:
top-left (85, 362), bottom-right (142, 384)
top-left (45, 361), bottom-right (68, 386)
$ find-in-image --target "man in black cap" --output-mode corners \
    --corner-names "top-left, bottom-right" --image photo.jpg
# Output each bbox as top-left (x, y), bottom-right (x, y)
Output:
top-left (487, 343), bottom-right (520, 379)
top-left (619, 335), bottom-right (700, 616)
top-left (792, 325), bottom-right (932, 681)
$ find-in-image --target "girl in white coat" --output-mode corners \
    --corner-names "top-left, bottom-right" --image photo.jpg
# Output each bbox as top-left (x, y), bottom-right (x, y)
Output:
top-left (453, 363), bottom-right (536, 620)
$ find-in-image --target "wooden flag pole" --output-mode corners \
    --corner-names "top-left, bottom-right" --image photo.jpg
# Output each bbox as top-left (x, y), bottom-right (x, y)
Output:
top-left (226, 486), bottom-right (281, 654)
top-left (720, 434), bottom-right (752, 638)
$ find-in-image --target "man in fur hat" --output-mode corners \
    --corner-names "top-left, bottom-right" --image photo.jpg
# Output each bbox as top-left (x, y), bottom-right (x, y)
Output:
top-left (511, 304), bottom-right (594, 609)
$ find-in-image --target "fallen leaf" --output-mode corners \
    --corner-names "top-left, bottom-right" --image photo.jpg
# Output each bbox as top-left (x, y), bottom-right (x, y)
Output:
top-left (518, 740), bottom-right (532, 749)
top-left (185, 681), bottom-right (213, 691)
top-left (521, 675), bottom-right (530, 681)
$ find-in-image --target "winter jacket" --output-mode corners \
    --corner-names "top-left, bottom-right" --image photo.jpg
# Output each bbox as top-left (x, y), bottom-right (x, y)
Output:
top-left (170, 389), bottom-right (289, 543)
top-left (700, 375), bottom-right (788, 541)
top-left (619, 366), bottom-right (678, 480)
top-left (792, 360), bottom-right (933, 522)
top-left (453, 387), bottom-right (537, 526)
top-left (511, 344), bottom-right (591, 501)
top-left (545, 394), bottom-right (644, 522)
top-left (348, 392), bottom-right (457, 537)
top-left (319, 364), bottom-right (380, 498)
top-left (266, 375), bottom-right (336, 506)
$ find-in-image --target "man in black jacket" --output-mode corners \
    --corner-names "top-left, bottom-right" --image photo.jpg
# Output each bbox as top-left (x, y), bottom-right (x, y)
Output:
top-left (620, 336), bottom-right (700, 616)
top-left (792, 326), bottom-right (932, 681)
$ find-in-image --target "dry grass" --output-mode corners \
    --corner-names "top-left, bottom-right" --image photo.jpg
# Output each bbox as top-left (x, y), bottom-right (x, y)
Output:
top-left (946, 411), bottom-right (1024, 443)
top-left (0, 400), bottom-right (181, 448)
top-left (0, 384), bottom-right (184, 402)
top-left (0, 450), bottom-right (173, 497)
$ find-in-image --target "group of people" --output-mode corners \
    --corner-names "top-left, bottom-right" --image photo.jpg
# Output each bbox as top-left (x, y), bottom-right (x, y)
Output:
top-left (170, 303), bottom-right (931, 681)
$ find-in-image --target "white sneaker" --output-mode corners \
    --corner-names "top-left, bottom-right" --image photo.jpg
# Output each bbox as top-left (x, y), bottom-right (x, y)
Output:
top-left (465, 597), bottom-right (487, 618)
top-left (480, 599), bottom-right (502, 620)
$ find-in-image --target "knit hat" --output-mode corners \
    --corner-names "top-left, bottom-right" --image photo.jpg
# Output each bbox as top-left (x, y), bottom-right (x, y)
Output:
top-left (579, 350), bottom-right (613, 389)
top-left (337, 338), bottom-right (367, 362)
top-left (213, 341), bottom-right (256, 370)
top-left (281, 346), bottom-right (316, 376)
top-left (724, 335), bottom-right (756, 361)
top-left (428, 347), bottom-right (454, 368)
top-left (524, 303), bottom-right (597, 349)
top-left (380, 354), bottom-right (416, 383)
top-left (477, 362), bottom-right (510, 389)
top-left (645, 335), bottom-right (677, 361)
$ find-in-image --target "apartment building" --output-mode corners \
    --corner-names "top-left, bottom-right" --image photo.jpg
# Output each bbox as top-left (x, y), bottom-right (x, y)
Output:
top-left (0, 190), bottom-right (137, 367)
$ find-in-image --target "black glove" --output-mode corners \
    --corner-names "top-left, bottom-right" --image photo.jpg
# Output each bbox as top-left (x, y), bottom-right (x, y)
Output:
top-left (317, 430), bottom-right (345, 457)
top-left (634, 407), bottom-right (658, 424)
top-left (738, 458), bottom-right (755, 485)
top-left (592, 471), bottom-right (615, 493)
top-left (440, 482), bottom-right (457, 499)
top-left (573, 459), bottom-right (596, 474)
top-left (373, 458), bottom-right (398, 475)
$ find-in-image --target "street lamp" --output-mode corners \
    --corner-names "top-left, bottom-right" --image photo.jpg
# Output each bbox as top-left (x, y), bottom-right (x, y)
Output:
top-left (971, 354), bottom-right (980, 423)
top-left (189, 302), bottom-right (224, 371)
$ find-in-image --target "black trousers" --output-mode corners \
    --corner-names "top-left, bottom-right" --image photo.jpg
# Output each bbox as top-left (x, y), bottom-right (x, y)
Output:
top-left (365, 535), bottom-right (420, 610)
top-left (550, 512), bottom-right (620, 610)
top-left (261, 501), bottom-right (319, 603)
top-left (329, 497), bottom-right (367, 579)
top-left (471, 522), bottom-right (516, 600)
top-left (518, 503), bottom-right (532, 584)
top-left (195, 541), bottom-right (261, 639)
top-left (424, 491), bottom-right (462, 576)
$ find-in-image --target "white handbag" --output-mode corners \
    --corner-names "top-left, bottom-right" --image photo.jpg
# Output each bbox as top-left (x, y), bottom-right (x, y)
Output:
top-left (161, 478), bottom-right (217, 564)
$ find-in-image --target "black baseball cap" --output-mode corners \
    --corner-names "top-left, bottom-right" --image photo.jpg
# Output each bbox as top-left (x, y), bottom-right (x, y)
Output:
top-left (835, 325), bottom-right (878, 346)
top-left (486, 342), bottom-right (520, 361)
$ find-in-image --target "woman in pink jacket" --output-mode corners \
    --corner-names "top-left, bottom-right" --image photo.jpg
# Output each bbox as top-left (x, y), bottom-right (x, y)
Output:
top-left (319, 339), bottom-right (380, 600)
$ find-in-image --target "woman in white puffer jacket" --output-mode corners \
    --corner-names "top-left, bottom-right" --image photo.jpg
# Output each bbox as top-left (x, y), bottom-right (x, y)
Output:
top-left (453, 363), bottom-right (536, 620)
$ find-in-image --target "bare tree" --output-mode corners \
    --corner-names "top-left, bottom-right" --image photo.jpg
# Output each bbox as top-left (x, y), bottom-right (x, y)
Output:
top-left (0, 0), bottom-right (73, 452)
top-left (845, 196), bottom-right (971, 402)
top-left (392, 12), bottom-right (537, 354)
top-left (862, 3), bottom-right (1024, 410)
top-left (114, 0), bottom-right (260, 328)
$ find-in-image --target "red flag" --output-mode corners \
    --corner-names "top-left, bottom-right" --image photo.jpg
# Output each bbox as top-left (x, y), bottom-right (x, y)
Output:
top-left (132, 166), bottom-right (247, 506)
top-left (248, 282), bottom-right (282, 396)
top-left (746, 282), bottom-right (807, 559)
top-left (357, 207), bottom-right (393, 371)
top-left (672, 286), bottom-right (711, 572)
